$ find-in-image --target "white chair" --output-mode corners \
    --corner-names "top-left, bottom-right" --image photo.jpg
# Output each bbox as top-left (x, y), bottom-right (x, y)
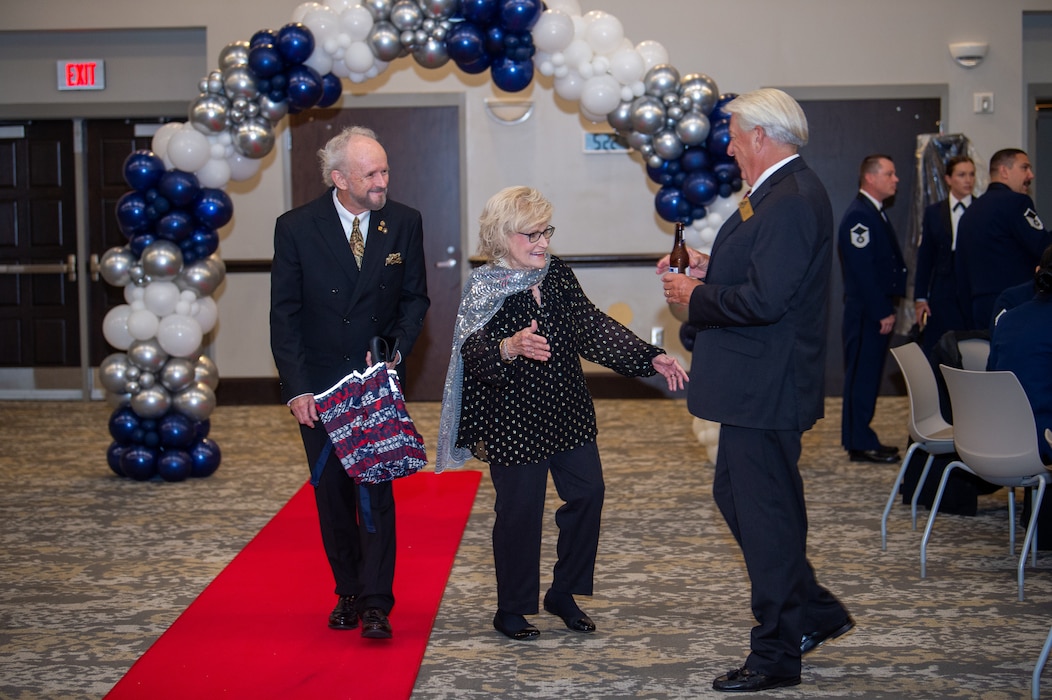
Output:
top-left (958, 337), bottom-right (991, 371)
top-left (881, 343), bottom-right (956, 549)
top-left (921, 366), bottom-right (1052, 601)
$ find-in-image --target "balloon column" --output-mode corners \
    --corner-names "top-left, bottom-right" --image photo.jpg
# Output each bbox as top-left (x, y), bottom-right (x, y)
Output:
top-left (97, 0), bottom-right (740, 478)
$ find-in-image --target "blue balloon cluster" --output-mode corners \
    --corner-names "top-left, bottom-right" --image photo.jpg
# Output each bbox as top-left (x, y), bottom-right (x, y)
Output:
top-left (117, 150), bottom-right (233, 264)
top-left (649, 94), bottom-right (742, 224)
top-left (447, 0), bottom-right (541, 91)
top-left (248, 24), bottom-right (341, 112)
top-left (107, 406), bottom-right (221, 482)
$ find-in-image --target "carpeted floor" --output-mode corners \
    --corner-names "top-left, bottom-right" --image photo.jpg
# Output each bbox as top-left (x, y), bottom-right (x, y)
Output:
top-left (2, 397), bottom-right (1052, 699)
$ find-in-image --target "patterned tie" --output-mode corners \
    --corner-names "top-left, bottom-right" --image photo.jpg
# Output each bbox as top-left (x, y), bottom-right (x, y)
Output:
top-left (350, 216), bottom-right (364, 269)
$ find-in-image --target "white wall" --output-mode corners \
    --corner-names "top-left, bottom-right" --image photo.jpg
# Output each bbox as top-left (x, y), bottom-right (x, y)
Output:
top-left (6, 0), bottom-right (1052, 379)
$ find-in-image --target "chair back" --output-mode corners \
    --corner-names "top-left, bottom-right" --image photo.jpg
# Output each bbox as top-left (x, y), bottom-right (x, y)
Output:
top-left (939, 365), bottom-right (1043, 484)
top-left (890, 343), bottom-right (951, 443)
top-left (958, 337), bottom-right (991, 371)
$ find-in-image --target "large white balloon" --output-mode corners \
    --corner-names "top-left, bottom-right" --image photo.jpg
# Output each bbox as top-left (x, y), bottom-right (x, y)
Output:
top-left (561, 39), bottom-right (594, 74)
top-left (192, 296), bottom-right (219, 334)
top-left (583, 11), bottom-right (624, 56)
top-left (532, 10), bottom-right (575, 53)
top-left (609, 47), bottom-right (646, 87)
top-left (150, 121), bottom-right (184, 162)
top-left (579, 74), bottom-right (622, 118)
top-left (103, 304), bottom-right (134, 350)
top-left (144, 281), bottom-right (181, 317)
top-left (344, 41), bottom-right (377, 73)
top-left (195, 157), bottom-right (232, 189)
top-left (126, 308), bottom-right (160, 341)
top-left (157, 314), bottom-right (204, 358)
top-left (635, 40), bottom-right (670, 71)
top-left (340, 4), bottom-right (375, 41)
top-left (553, 70), bottom-right (586, 102)
top-left (227, 152), bottom-right (262, 182)
top-left (167, 125), bottom-right (211, 173)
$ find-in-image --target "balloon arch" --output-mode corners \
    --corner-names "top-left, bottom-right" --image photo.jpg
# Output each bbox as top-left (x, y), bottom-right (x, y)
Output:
top-left (95, 0), bottom-right (744, 482)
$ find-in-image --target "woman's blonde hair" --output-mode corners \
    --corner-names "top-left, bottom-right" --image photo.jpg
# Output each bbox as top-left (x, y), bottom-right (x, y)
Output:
top-left (476, 186), bottom-right (553, 261)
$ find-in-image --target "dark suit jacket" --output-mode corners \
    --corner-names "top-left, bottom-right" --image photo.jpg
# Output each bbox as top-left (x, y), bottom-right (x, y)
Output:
top-left (686, 157), bottom-right (833, 432)
top-left (270, 189), bottom-right (430, 405)
top-left (915, 198), bottom-right (969, 347)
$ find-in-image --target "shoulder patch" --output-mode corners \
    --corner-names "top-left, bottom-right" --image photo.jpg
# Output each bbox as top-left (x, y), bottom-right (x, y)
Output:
top-left (1024, 207), bottom-right (1045, 231)
top-left (849, 223), bottom-right (870, 249)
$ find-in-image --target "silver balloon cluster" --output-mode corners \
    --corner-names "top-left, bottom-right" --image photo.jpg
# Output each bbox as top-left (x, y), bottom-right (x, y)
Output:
top-left (385, 0), bottom-right (457, 69)
top-left (99, 351), bottom-right (219, 422)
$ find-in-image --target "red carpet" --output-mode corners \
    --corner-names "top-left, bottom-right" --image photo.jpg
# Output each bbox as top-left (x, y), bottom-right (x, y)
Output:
top-left (106, 471), bottom-right (481, 700)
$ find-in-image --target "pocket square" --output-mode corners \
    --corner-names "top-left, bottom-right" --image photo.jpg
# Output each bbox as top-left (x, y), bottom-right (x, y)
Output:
top-left (385, 253), bottom-right (403, 266)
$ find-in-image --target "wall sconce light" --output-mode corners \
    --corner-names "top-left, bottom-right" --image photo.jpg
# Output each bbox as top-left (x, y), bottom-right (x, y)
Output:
top-left (948, 41), bottom-right (988, 68)
top-left (484, 98), bottom-right (534, 125)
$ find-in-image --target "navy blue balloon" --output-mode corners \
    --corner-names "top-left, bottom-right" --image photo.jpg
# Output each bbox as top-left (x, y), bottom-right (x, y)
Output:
top-left (691, 206), bottom-right (707, 222)
top-left (286, 65), bottom-right (324, 110)
top-left (189, 438), bottom-right (222, 478)
top-left (646, 163), bottom-right (673, 186)
top-left (683, 170), bottom-right (719, 206)
top-left (447, 22), bottom-right (486, 64)
top-left (710, 93), bottom-right (738, 122)
top-left (129, 233), bottom-right (158, 258)
top-left (500, 0), bottom-right (542, 32)
top-left (277, 23), bottom-right (315, 65)
top-left (116, 192), bottom-right (151, 238)
top-left (106, 442), bottom-right (128, 477)
top-left (718, 183), bottom-right (733, 199)
top-left (157, 449), bottom-right (193, 482)
top-left (251, 29), bottom-right (279, 50)
top-left (109, 406), bottom-right (140, 443)
top-left (179, 238), bottom-right (199, 264)
top-left (455, 54), bottom-right (492, 75)
top-left (317, 73), bottom-right (342, 108)
top-left (491, 57), bottom-right (533, 93)
top-left (655, 186), bottom-right (690, 223)
top-left (194, 419), bottom-right (211, 440)
top-left (159, 412), bottom-right (195, 449)
top-left (713, 161), bottom-right (741, 184)
top-left (144, 191), bottom-right (171, 221)
top-left (194, 188), bottom-right (233, 229)
top-left (156, 210), bottom-right (195, 243)
top-left (485, 25), bottom-right (506, 57)
top-left (461, 0), bottom-right (499, 25)
top-left (248, 43), bottom-right (285, 79)
top-left (159, 170), bottom-right (201, 208)
top-left (120, 445), bottom-right (159, 481)
top-left (706, 120), bottom-right (732, 160)
top-left (680, 147), bottom-right (711, 173)
top-left (124, 150), bottom-right (166, 192)
top-left (191, 228), bottom-right (220, 258)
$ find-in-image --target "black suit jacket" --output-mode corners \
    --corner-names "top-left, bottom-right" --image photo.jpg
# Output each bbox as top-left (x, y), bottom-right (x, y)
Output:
top-left (686, 157), bottom-right (833, 432)
top-left (270, 189), bottom-right (430, 404)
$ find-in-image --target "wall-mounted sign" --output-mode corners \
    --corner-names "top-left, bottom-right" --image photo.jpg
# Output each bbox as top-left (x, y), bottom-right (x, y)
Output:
top-left (57, 60), bottom-right (105, 91)
top-left (583, 132), bottom-right (628, 154)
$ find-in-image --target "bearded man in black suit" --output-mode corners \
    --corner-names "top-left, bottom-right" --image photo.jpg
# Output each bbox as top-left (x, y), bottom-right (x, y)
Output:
top-left (270, 126), bottom-right (430, 640)
top-left (660, 88), bottom-right (852, 692)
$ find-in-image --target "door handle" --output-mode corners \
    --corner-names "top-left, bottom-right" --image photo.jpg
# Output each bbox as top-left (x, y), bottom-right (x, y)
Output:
top-left (89, 253), bottom-right (100, 282)
top-left (435, 258), bottom-right (457, 269)
top-left (0, 253), bottom-right (77, 281)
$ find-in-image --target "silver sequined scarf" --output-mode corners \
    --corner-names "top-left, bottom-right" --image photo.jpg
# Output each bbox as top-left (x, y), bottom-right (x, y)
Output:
top-left (435, 256), bottom-right (550, 472)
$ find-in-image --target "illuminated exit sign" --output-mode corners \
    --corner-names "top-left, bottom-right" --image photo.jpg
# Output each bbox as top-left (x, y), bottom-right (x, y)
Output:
top-left (57, 60), bottom-right (105, 91)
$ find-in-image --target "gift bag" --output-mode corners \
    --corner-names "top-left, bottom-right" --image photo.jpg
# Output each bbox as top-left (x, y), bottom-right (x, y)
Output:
top-left (313, 361), bottom-right (427, 485)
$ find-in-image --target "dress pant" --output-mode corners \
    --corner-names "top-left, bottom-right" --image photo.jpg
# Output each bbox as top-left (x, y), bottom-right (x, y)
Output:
top-left (301, 421), bottom-right (396, 614)
top-left (488, 441), bottom-right (605, 614)
top-left (714, 424), bottom-right (848, 677)
top-left (842, 299), bottom-right (892, 451)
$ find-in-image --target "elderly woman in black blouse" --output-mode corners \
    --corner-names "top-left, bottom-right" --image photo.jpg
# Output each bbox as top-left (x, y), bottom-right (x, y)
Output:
top-left (437, 186), bottom-right (688, 640)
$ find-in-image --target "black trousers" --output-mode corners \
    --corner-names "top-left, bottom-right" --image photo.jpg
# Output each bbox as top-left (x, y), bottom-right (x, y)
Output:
top-left (488, 441), bottom-right (605, 615)
top-left (714, 424), bottom-right (849, 677)
top-left (301, 421), bottom-right (396, 614)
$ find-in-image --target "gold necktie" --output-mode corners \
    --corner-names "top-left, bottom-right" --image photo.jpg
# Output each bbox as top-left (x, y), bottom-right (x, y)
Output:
top-left (350, 216), bottom-right (364, 269)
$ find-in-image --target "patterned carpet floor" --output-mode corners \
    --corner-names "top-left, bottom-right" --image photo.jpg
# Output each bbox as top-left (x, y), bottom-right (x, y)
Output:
top-left (2, 396), bottom-right (1051, 699)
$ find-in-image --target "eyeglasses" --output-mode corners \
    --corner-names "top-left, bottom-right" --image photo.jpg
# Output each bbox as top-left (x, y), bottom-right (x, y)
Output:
top-left (517, 225), bottom-right (555, 244)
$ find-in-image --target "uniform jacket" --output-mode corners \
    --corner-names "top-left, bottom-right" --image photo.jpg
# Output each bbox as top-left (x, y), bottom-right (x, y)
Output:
top-left (838, 193), bottom-right (907, 322)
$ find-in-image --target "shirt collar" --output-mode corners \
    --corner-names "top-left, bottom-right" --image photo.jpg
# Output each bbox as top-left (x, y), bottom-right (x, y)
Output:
top-left (747, 154), bottom-right (799, 194)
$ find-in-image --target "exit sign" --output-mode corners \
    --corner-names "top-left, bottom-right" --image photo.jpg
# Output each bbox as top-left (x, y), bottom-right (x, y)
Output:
top-left (57, 60), bottom-right (105, 91)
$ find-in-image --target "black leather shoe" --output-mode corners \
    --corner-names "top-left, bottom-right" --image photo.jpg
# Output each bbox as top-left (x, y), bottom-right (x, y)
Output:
top-left (712, 666), bottom-right (800, 692)
top-left (801, 617), bottom-right (854, 655)
top-left (848, 449), bottom-right (898, 463)
top-left (543, 590), bottom-right (596, 633)
top-left (327, 595), bottom-right (358, 630)
top-left (493, 611), bottom-right (540, 640)
top-left (359, 608), bottom-right (392, 639)
top-left (876, 444), bottom-right (900, 457)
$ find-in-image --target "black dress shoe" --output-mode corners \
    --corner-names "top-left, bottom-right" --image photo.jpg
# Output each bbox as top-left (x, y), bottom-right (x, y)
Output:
top-left (848, 449), bottom-right (898, 463)
top-left (801, 616), bottom-right (854, 655)
top-left (359, 608), bottom-right (392, 639)
top-left (542, 590), bottom-right (596, 633)
top-left (327, 595), bottom-right (358, 630)
top-left (876, 444), bottom-right (900, 457)
top-left (712, 666), bottom-right (800, 692)
top-left (492, 611), bottom-right (540, 640)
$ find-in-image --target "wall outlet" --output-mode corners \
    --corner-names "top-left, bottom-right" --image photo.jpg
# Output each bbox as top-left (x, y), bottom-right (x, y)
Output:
top-left (973, 92), bottom-right (994, 114)
top-left (651, 327), bottom-right (664, 346)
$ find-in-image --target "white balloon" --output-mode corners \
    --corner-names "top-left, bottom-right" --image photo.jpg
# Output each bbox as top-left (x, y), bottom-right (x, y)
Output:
top-left (579, 74), bottom-right (622, 117)
top-left (103, 304), bottom-right (134, 351)
top-left (144, 281), bottom-right (181, 317)
top-left (151, 121), bottom-right (184, 162)
top-left (579, 106), bottom-right (608, 124)
top-left (609, 47), bottom-right (645, 86)
top-left (301, 6), bottom-right (341, 46)
top-left (193, 296), bottom-right (219, 334)
top-left (553, 70), bottom-right (585, 102)
top-left (532, 10), bottom-right (575, 53)
top-left (227, 152), bottom-right (261, 181)
top-left (635, 40), bottom-right (670, 71)
top-left (344, 41), bottom-right (376, 74)
top-left (710, 192), bottom-right (745, 220)
top-left (124, 284), bottom-right (146, 304)
top-left (544, 0), bottom-right (581, 15)
top-left (157, 314), bottom-right (204, 358)
top-left (562, 39), bottom-right (593, 74)
top-left (292, 2), bottom-right (325, 23)
top-left (584, 11), bottom-right (624, 56)
top-left (195, 157), bottom-right (232, 189)
top-left (127, 308), bottom-right (160, 341)
top-left (167, 125), bottom-right (211, 173)
top-left (340, 4), bottom-right (375, 41)
top-left (304, 50), bottom-right (334, 77)
top-left (684, 225), bottom-right (704, 250)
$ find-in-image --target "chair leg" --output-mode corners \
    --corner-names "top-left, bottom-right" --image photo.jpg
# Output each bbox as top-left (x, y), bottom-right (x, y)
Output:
top-left (881, 442), bottom-right (921, 550)
top-left (921, 461), bottom-right (962, 578)
top-left (911, 453), bottom-right (936, 530)
top-left (1034, 622), bottom-right (1052, 700)
top-left (1010, 487), bottom-right (1017, 555)
top-left (1017, 479), bottom-right (1048, 602)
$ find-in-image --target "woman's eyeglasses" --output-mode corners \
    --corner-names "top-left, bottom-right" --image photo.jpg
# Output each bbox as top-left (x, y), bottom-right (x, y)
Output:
top-left (517, 225), bottom-right (555, 244)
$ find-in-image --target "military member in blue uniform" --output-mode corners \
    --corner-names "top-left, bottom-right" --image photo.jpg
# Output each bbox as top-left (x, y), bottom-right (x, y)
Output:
top-left (914, 155), bottom-right (976, 354)
top-left (956, 148), bottom-right (1051, 329)
top-left (838, 155), bottom-right (907, 463)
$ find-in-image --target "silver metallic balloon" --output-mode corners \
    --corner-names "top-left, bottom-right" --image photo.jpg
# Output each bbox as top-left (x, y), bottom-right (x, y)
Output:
top-left (160, 357), bottom-right (196, 393)
top-left (369, 21), bottom-right (403, 62)
top-left (643, 64), bottom-right (681, 98)
top-left (139, 371), bottom-right (156, 390)
top-left (176, 259), bottom-right (223, 297)
top-left (606, 101), bottom-right (633, 132)
top-left (625, 131), bottom-right (653, 150)
top-left (258, 94), bottom-right (289, 123)
top-left (141, 240), bottom-right (183, 282)
top-left (189, 93), bottom-right (230, 134)
top-left (630, 95), bottom-right (666, 135)
top-left (98, 352), bottom-right (130, 394)
top-left (218, 41), bottom-right (251, 71)
top-left (129, 264), bottom-right (147, 286)
top-left (195, 354), bottom-right (220, 390)
top-left (680, 73), bottom-right (719, 116)
top-left (173, 382), bottom-right (216, 421)
top-left (106, 391), bottom-right (131, 409)
top-left (99, 246), bottom-right (137, 287)
top-left (412, 37), bottom-right (450, 69)
top-left (419, 0), bottom-right (457, 19)
top-left (207, 70), bottom-right (225, 95)
top-left (131, 384), bottom-right (172, 419)
top-left (125, 365), bottom-right (141, 381)
top-left (653, 129), bottom-right (685, 161)
top-left (647, 154), bottom-right (665, 169)
top-left (125, 381), bottom-right (141, 395)
top-left (675, 112), bottom-right (711, 146)
top-left (666, 105), bottom-right (684, 121)
top-left (232, 117), bottom-right (275, 159)
top-left (222, 66), bottom-right (260, 102)
top-left (400, 29), bottom-right (416, 48)
top-left (390, 0), bottom-right (423, 31)
top-left (363, 0), bottom-right (393, 20)
top-left (128, 338), bottom-right (170, 372)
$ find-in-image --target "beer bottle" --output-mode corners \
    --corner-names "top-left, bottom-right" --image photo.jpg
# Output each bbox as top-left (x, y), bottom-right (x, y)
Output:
top-left (669, 222), bottom-right (690, 274)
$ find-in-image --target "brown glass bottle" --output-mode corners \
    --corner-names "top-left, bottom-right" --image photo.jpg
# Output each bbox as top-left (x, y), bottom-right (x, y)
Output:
top-left (669, 222), bottom-right (689, 274)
